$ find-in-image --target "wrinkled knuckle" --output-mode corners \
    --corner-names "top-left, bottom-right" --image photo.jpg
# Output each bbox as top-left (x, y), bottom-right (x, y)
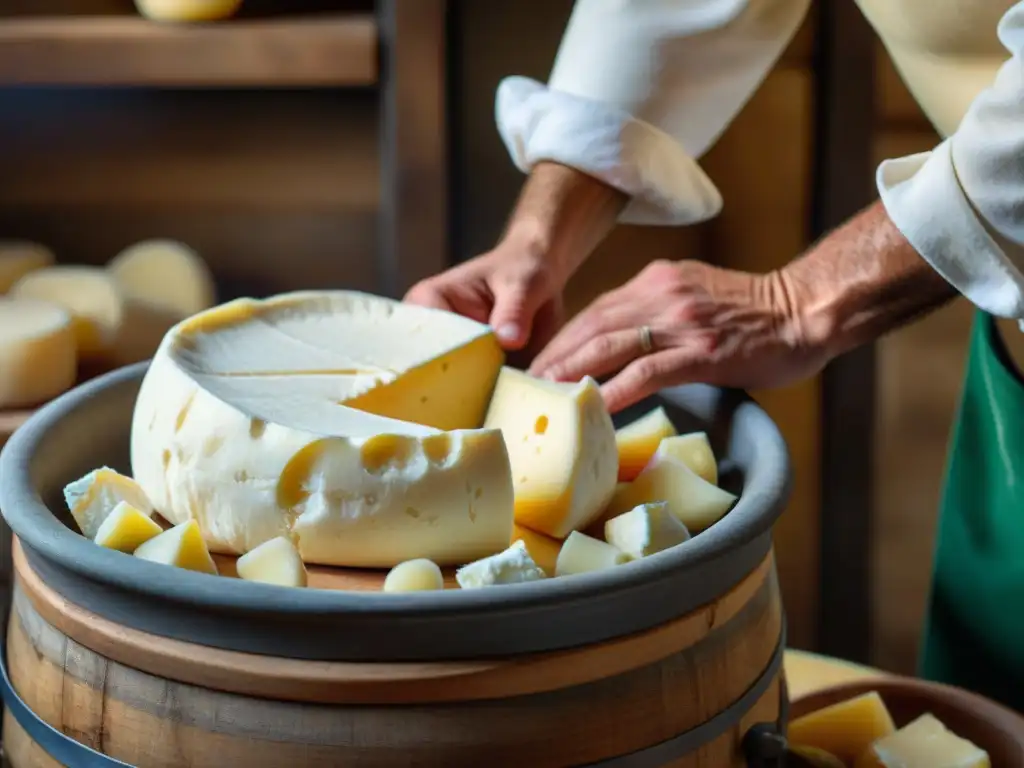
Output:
top-left (665, 300), bottom-right (700, 326)
top-left (591, 334), bottom-right (618, 361)
top-left (632, 357), bottom-right (666, 386)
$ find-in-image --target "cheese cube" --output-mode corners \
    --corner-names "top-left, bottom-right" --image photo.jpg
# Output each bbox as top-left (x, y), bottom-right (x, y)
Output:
top-left (0, 241), bottom-right (54, 293)
top-left (855, 713), bottom-right (990, 768)
top-left (108, 239), bottom-right (216, 317)
top-left (555, 531), bottom-right (631, 577)
top-left (236, 536), bottom-right (308, 588)
top-left (787, 691), bottom-right (896, 764)
top-left (133, 0), bottom-right (243, 21)
top-left (133, 520), bottom-right (218, 575)
top-left (93, 501), bottom-right (163, 553)
top-left (0, 297), bottom-right (77, 409)
top-left (602, 441), bottom-right (736, 532)
top-left (483, 367), bottom-right (618, 538)
top-left (11, 265), bottom-right (179, 364)
top-left (456, 540), bottom-right (547, 588)
top-left (64, 467), bottom-right (155, 540)
top-left (658, 432), bottom-right (718, 485)
top-left (615, 406), bottom-right (677, 481)
top-left (383, 558), bottom-right (444, 592)
top-left (511, 524), bottom-right (562, 576)
top-left (604, 502), bottom-right (690, 559)
top-left (130, 291), bottom-right (513, 568)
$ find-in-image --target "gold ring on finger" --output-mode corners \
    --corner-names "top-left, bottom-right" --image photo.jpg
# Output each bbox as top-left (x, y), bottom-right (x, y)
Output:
top-left (638, 325), bottom-right (654, 354)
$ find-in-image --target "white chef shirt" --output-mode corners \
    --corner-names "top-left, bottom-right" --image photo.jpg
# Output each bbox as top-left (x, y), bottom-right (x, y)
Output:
top-left (495, 0), bottom-right (1024, 321)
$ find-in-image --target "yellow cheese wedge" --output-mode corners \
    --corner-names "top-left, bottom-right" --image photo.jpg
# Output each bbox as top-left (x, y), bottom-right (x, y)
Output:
top-left (604, 501), bottom-right (690, 559)
top-left (133, 0), bottom-right (243, 21)
top-left (0, 241), bottom-right (54, 293)
top-left (615, 406), bottom-right (677, 481)
top-left (855, 713), bottom-right (990, 768)
top-left (108, 239), bottom-right (216, 317)
top-left (64, 467), bottom-right (155, 541)
top-left (383, 558), bottom-right (445, 592)
top-left (93, 501), bottom-right (164, 553)
top-left (0, 297), bottom-right (77, 409)
top-left (134, 520), bottom-right (218, 575)
top-left (658, 432), bottom-right (718, 485)
top-left (484, 367), bottom-right (618, 538)
top-left (788, 691), bottom-right (897, 764)
top-left (456, 540), bottom-right (547, 588)
top-left (511, 524), bottom-right (562, 576)
top-left (602, 440), bottom-right (736, 532)
top-left (555, 531), bottom-right (631, 577)
top-left (236, 536), bottom-right (308, 588)
top-left (131, 291), bottom-right (512, 568)
top-left (11, 265), bottom-right (179, 364)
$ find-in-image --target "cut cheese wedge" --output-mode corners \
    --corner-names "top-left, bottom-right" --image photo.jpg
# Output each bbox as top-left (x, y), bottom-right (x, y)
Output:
top-left (134, 520), bottom-right (218, 575)
top-left (11, 265), bottom-right (179, 364)
top-left (134, 0), bottom-right (244, 21)
top-left (130, 290), bottom-right (513, 568)
top-left (603, 440), bottom-right (737, 532)
top-left (0, 297), bottom-right (77, 409)
top-left (511, 524), bottom-right (562, 576)
top-left (64, 467), bottom-right (155, 540)
top-left (659, 432), bottom-right (718, 485)
top-left (236, 536), bottom-right (308, 588)
top-left (93, 501), bottom-right (164, 553)
top-left (456, 540), bottom-right (547, 588)
top-left (555, 531), bottom-right (630, 577)
top-left (616, 406), bottom-right (677, 481)
top-left (483, 367), bottom-right (618, 539)
top-left (604, 502), bottom-right (690, 559)
top-left (383, 558), bottom-right (444, 592)
top-left (787, 691), bottom-right (896, 764)
top-left (0, 241), bottom-right (54, 293)
top-left (108, 239), bottom-right (216, 317)
top-left (854, 713), bottom-right (990, 768)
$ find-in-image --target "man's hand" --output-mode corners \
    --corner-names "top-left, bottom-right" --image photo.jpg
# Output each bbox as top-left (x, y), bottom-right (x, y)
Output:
top-left (529, 259), bottom-right (828, 413)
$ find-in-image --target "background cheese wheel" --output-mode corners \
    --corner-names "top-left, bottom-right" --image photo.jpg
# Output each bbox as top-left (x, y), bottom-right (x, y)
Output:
top-left (107, 239), bottom-right (216, 318)
top-left (133, 0), bottom-right (244, 22)
top-left (0, 297), bottom-right (76, 409)
top-left (0, 241), bottom-right (54, 294)
top-left (11, 265), bottom-right (179, 364)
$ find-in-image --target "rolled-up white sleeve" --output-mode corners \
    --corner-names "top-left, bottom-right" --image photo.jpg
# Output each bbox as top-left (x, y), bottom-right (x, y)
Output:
top-left (877, 3), bottom-right (1024, 320)
top-left (495, 0), bottom-right (811, 226)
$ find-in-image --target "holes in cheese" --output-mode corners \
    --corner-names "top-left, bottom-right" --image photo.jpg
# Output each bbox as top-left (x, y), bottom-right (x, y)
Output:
top-left (483, 367), bottom-right (618, 539)
top-left (130, 290), bottom-right (514, 569)
top-left (0, 297), bottom-right (77, 409)
top-left (236, 536), bottom-right (308, 588)
top-left (108, 239), bottom-right (216, 318)
top-left (456, 540), bottom-right (547, 588)
top-left (11, 265), bottom-right (179, 364)
top-left (604, 502), bottom-right (691, 559)
top-left (94, 501), bottom-right (164, 553)
top-left (555, 531), bottom-right (631, 577)
top-left (133, 0), bottom-right (243, 21)
top-left (855, 713), bottom-right (989, 768)
top-left (0, 241), bottom-right (54, 293)
top-left (383, 558), bottom-right (444, 592)
top-left (615, 406), bottom-right (677, 481)
top-left (511, 524), bottom-right (562, 576)
top-left (787, 691), bottom-right (896, 764)
top-left (602, 438), bottom-right (736, 533)
top-left (64, 467), bottom-right (155, 541)
top-left (134, 520), bottom-right (219, 575)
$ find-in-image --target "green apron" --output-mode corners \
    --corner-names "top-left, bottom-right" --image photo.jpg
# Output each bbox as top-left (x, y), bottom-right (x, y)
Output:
top-left (919, 310), bottom-right (1024, 711)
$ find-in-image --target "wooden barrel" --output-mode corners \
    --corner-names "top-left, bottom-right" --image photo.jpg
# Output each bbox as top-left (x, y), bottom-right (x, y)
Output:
top-left (3, 538), bottom-right (785, 768)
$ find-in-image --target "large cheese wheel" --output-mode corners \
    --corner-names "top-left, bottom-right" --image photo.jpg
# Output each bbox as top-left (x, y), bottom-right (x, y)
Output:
top-left (0, 241), bottom-right (54, 294)
top-left (130, 291), bottom-right (514, 568)
top-left (108, 239), bottom-right (216, 318)
top-left (11, 265), bottom-right (180, 364)
top-left (0, 297), bottom-right (77, 409)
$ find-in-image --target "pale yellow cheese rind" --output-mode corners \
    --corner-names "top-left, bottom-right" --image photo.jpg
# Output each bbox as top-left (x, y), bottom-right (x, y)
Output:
top-left (108, 239), bottom-right (216, 317)
top-left (0, 297), bottom-right (77, 409)
top-left (787, 691), bottom-right (897, 764)
top-left (615, 406), bottom-right (677, 481)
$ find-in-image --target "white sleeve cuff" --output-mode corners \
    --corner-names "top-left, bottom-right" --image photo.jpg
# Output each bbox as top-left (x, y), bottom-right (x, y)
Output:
top-left (876, 140), bottom-right (1024, 321)
top-left (495, 76), bottom-right (723, 227)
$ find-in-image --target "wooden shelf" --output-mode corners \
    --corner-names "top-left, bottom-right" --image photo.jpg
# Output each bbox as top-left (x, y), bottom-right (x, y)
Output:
top-left (0, 14), bottom-right (378, 87)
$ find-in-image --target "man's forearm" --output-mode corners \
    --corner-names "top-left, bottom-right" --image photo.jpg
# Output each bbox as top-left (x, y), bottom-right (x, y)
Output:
top-left (500, 161), bottom-right (628, 287)
top-left (776, 200), bottom-right (958, 359)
